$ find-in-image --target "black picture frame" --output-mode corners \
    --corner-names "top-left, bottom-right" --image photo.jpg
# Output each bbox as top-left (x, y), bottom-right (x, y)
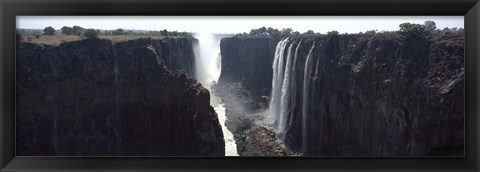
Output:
top-left (1, 0), bottom-right (479, 171)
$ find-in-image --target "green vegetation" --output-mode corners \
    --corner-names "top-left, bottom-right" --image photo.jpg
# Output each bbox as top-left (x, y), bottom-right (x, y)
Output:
top-left (72, 26), bottom-right (85, 35)
top-left (131, 29), bottom-right (191, 37)
top-left (82, 29), bottom-right (98, 39)
top-left (59, 25), bottom-right (86, 36)
top-left (235, 27), bottom-right (346, 38)
top-left (364, 30), bottom-right (377, 35)
top-left (397, 20), bottom-right (463, 39)
top-left (61, 26), bottom-right (73, 35)
top-left (15, 20), bottom-right (463, 44)
top-left (424, 21), bottom-right (436, 31)
top-left (32, 32), bottom-right (41, 38)
top-left (303, 30), bottom-right (316, 36)
top-left (57, 25), bottom-right (192, 37)
top-left (57, 25), bottom-right (194, 38)
top-left (235, 27), bottom-right (321, 38)
top-left (112, 28), bottom-right (125, 35)
top-left (234, 21), bottom-right (461, 39)
top-left (441, 27), bottom-right (464, 32)
top-left (399, 22), bottom-right (429, 37)
top-left (43, 26), bottom-right (55, 35)
top-left (327, 30), bottom-right (339, 36)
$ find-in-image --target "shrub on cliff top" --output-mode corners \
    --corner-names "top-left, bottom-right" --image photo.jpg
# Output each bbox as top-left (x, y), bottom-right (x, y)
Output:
top-left (72, 25), bottom-right (85, 36)
top-left (43, 26), bottom-right (55, 35)
top-left (237, 27), bottom-right (321, 38)
top-left (327, 30), bottom-right (339, 36)
top-left (32, 32), bottom-right (41, 38)
top-left (82, 29), bottom-right (98, 39)
top-left (424, 20), bottom-right (437, 31)
top-left (61, 26), bottom-right (73, 35)
top-left (112, 28), bottom-right (125, 35)
top-left (399, 21), bottom-right (435, 38)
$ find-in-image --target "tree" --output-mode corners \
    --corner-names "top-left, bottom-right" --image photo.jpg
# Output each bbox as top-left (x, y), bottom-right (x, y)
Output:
top-left (72, 25), bottom-right (85, 35)
top-left (249, 29), bottom-right (258, 35)
top-left (171, 31), bottom-right (178, 36)
top-left (303, 30), bottom-right (316, 36)
top-left (61, 26), bottom-right (73, 35)
top-left (43, 26), bottom-right (55, 35)
top-left (82, 29), bottom-right (98, 39)
top-left (280, 28), bottom-right (293, 37)
top-left (126, 30), bottom-right (134, 35)
top-left (266, 27), bottom-right (279, 36)
top-left (160, 29), bottom-right (168, 36)
top-left (365, 30), bottom-right (377, 35)
top-left (424, 21), bottom-right (436, 31)
top-left (258, 27), bottom-right (267, 35)
top-left (113, 28), bottom-right (124, 35)
top-left (327, 30), bottom-right (339, 36)
top-left (399, 22), bottom-right (429, 37)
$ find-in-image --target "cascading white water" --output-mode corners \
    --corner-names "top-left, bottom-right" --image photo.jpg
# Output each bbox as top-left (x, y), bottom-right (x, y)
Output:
top-left (287, 40), bottom-right (302, 133)
top-left (193, 32), bottom-right (238, 156)
top-left (277, 43), bottom-right (294, 138)
top-left (269, 38), bottom-right (306, 139)
top-left (302, 42), bottom-right (315, 154)
top-left (268, 39), bottom-right (317, 154)
top-left (194, 32), bottom-right (222, 85)
top-left (269, 38), bottom-right (289, 127)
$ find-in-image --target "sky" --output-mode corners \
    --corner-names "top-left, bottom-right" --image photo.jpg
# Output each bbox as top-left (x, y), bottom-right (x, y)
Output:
top-left (17, 16), bottom-right (464, 34)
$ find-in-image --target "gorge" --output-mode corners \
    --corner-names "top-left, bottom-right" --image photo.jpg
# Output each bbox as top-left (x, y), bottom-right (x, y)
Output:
top-left (217, 31), bottom-right (464, 156)
top-left (193, 32), bottom-right (238, 156)
top-left (16, 28), bottom-right (465, 156)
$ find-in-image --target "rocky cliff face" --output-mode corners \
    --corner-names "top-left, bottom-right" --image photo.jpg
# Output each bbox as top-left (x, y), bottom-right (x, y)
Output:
top-left (157, 37), bottom-right (197, 77)
top-left (218, 37), bottom-right (279, 101)
top-left (16, 37), bottom-right (225, 156)
top-left (218, 32), bottom-right (464, 156)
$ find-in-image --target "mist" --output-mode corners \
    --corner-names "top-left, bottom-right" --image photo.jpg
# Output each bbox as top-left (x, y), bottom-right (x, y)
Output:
top-left (193, 32), bottom-right (238, 156)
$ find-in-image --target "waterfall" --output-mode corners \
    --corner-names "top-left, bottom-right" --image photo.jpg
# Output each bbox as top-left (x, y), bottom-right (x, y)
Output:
top-left (268, 38), bottom-right (316, 154)
top-left (302, 42), bottom-right (315, 154)
top-left (194, 32), bottom-right (238, 156)
top-left (194, 32), bottom-right (222, 86)
top-left (269, 38), bottom-right (289, 127)
top-left (277, 43), bottom-right (295, 138)
top-left (269, 38), bottom-right (306, 139)
top-left (287, 40), bottom-right (302, 133)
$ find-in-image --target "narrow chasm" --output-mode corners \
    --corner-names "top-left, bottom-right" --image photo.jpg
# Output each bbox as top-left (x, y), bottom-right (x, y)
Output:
top-left (193, 32), bottom-right (238, 156)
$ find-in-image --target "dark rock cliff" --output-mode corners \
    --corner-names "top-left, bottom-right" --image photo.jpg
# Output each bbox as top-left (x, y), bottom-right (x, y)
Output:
top-left (218, 37), bottom-right (279, 101)
top-left (218, 32), bottom-right (464, 156)
top-left (16, 37), bottom-right (225, 156)
top-left (157, 37), bottom-right (197, 77)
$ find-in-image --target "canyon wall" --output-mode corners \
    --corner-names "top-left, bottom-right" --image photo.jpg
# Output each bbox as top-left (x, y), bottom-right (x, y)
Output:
top-left (16, 37), bottom-right (225, 156)
top-left (219, 32), bottom-right (464, 156)
top-left (218, 37), bottom-right (280, 101)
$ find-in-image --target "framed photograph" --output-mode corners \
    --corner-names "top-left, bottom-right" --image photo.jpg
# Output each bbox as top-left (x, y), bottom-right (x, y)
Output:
top-left (1, 0), bottom-right (479, 171)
